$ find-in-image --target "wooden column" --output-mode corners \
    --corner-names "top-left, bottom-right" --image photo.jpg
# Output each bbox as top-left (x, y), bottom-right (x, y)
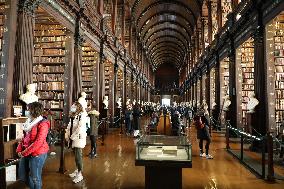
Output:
top-left (121, 1), bottom-right (125, 46)
top-left (0, 0), bottom-right (17, 117)
top-left (130, 72), bottom-right (134, 102)
top-left (73, 17), bottom-right (83, 102)
top-left (217, 0), bottom-right (222, 30)
top-left (99, 38), bottom-right (106, 114)
top-left (97, 0), bottom-right (104, 15)
top-left (112, 56), bottom-right (118, 118)
top-left (215, 56), bottom-right (221, 117)
top-left (63, 31), bottom-right (75, 124)
top-left (207, 0), bottom-right (213, 44)
top-left (232, 0), bottom-right (238, 11)
top-left (13, 3), bottom-right (35, 106)
top-left (201, 18), bottom-right (205, 53)
top-left (128, 22), bottom-right (132, 54)
top-left (123, 65), bottom-right (127, 113)
top-left (93, 49), bottom-right (100, 110)
top-left (199, 73), bottom-right (203, 102)
top-left (111, 0), bottom-right (117, 34)
top-left (253, 9), bottom-right (267, 135)
top-left (205, 68), bottom-right (211, 113)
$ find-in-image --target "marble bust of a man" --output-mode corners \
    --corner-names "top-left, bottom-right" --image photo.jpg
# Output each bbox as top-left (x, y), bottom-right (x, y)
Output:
top-left (117, 97), bottom-right (122, 108)
top-left (103, 96), bottom-right (109, 109)
top-left (223, 95), bottom-right (231, 111)
top-left (19, 83), bottom-right (38, 104)
top-left (78, 92), bottom-right (88, 112)
top-left (247, 92), bottom-right (259, 113)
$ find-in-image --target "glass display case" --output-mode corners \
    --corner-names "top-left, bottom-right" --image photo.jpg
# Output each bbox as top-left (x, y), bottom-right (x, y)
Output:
top-left (136, 135), bottom-right (192, 189)
top-left (136, 135), bottom-right (192, 163)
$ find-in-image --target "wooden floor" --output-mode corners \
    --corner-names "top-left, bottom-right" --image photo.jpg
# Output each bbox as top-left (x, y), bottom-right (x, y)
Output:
top-left (8, 119), bottom-right (284, 189)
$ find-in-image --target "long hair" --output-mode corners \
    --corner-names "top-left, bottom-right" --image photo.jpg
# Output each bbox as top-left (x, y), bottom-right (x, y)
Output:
top-left (69, 102), bottom-right (83, 118)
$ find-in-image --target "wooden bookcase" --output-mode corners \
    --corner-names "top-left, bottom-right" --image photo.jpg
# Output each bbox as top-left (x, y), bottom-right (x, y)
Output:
top-left (210, 68), bottom-right (216, 110)
top-left (266, 12), bottom-right (284, 134)
top-left (221, 0), bottom-right (232, 27)
top-left (236, 38), bottom-right (255, 127)
top-left (32, 6), bottom-right (74, 130)
top-left (82, 44), bottom-right (99, 108)
top-left (220, 57), bottom-right (229, 104)
top-left (117, 69), bottom-right (123, 99)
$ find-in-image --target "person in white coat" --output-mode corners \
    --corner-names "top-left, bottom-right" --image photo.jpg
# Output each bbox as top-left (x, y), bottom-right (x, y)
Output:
top-left (66, 102), bottom-right (87, 183)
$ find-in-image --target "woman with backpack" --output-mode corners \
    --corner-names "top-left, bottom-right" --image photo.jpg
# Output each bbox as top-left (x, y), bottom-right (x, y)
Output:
top-left (194, 113), bottom-right (213, 159)
top-left (66, 102), bottom-right (87, 183)
top-left (17, 102), bottom-right (50, 189)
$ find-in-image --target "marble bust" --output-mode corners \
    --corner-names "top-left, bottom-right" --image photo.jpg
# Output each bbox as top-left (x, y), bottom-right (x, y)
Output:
top-left (78, 92), bottom-right (87, 112)
top-left (133, 99), bottom-right (136, 105)
top-left (126, 98), bottom-right (130, 106)
top-left (117, 97), bottom-right (122, 108)
top-left (223, 95), bottom-right (231, 111)
top-left (19, 83), bottom-right (38, 105)
top-left (247, 92), bottom-right (259, 113)
top-left (103, 96), bottom-right (109, 109)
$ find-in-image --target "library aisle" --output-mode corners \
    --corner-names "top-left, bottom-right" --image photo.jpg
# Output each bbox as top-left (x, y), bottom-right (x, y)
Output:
top-left (7, 127), bottom-right (284, 189)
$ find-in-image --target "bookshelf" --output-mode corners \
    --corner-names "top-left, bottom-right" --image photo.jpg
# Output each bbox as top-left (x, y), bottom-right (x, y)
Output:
top-left (33, 20), bottom-right (68, 129)
top-left (104, 60), bottom-right (112, 97)
top-left (236, 37), bottom-right (254, 127)
top-left (210, 68), bottom-right (216, 110)
top-left (82, 44), bottom-right (99, 108)
top-left (117, 69), bottom-right (123, 99)
top-left (197, 79), bottom-right (201, 106)
top-left (221, 0), bottom-right (232, 27)
top-left (211, 0), bottom-right (218, 41)
top-left (266, 12), bottom-right (284, 134)
top-left (220, 57), bottom-right (229, 103)
top-left (0, 1), bottom-right (4, 53)
top-left (220, 57), bottom-right (229, 124)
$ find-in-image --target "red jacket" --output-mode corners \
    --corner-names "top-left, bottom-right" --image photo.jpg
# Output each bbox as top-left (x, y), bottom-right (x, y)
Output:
top-left (16, 120), bottom-right (50, 157)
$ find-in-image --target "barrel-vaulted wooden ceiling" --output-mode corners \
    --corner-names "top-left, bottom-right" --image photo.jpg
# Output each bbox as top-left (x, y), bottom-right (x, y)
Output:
top-left (128, 0), bottom-right (203, 70)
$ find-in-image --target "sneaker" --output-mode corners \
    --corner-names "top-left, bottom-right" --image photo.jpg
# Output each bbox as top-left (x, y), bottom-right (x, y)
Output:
top-left (73, 172), bottom-right (83, 183)
top-left (200, 153), bottom-right (206, 157)
top-left (69, 169), bottom-right (78, 178)
top-left (206, 154), bottom-right (213, 159)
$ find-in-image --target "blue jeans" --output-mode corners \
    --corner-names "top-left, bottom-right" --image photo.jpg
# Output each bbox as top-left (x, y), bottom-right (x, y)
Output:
top-left (19, 153), bottom-right (47, 189)
top-left (125, 118), bottom-right (132, 133)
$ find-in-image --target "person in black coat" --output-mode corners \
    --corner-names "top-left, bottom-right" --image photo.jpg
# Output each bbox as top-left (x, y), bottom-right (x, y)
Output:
top-left (194, 114), bottom-right (213, 159)
top-left (132, 104), bottom-right (141, 131)
top-left (171, 111), bottom-right (181, 136)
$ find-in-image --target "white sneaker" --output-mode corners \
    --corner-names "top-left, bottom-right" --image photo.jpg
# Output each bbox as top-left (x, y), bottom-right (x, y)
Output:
top-left (200, 153), bottom-right (206, 157)
top-left (69, 169), bottom-right (78, 178)
top-left (73, 172), bottom-right (83, 183)
top-left (206, 154), bottom-right (213, 159)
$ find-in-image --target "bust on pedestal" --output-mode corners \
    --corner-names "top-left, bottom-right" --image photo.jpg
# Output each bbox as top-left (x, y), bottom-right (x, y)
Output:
top-left (247, 92), bottom-right (259, 113)
top-left (115, 98), bottom-right (122, 128)
top-left (223, 95), bottom-right (231, 122)
top-left (78, 92), bottom-right (88, 113)
top-left (101, 96), bottom-right (109, 119)
top-left (19, 83), bottom-right (39, 105)
top-left (223, 95), bottom-right (231, 112)
top-left (19, 83), bottom-right (39, 116)
top-left (246, 92), bottom-right (259, 134)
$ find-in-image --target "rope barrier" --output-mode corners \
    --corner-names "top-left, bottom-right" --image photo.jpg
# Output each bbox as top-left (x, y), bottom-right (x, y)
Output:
top-left (0, 159), bottom-right (20, 170)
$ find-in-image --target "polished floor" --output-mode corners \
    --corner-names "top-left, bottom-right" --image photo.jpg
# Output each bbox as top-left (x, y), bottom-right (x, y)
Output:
top-left (8, 119), bottom-right (284, 189)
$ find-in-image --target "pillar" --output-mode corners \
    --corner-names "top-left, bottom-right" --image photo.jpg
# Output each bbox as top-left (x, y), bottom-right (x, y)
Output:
top-left (99, 38), bottom-right (106, 115)
top-left (111, 0), bottom-right (117, 34)
top-left (0, 0), bottom-right (17, 117)
top-left (13, 2), bottom-right (35, 105)
top-left (207, 0), bottom-right (213, 44)
top-left (253, 6), bottom-right (267, 135)
top-left (123, 64), bottom-right (127, 113)
top-left (112, 56), bottom-right (118, 118)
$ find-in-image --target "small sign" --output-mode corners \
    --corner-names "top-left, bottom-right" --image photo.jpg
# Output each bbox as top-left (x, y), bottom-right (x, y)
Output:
top-left (13, 106), bottom-right (22, 117)
top-left (6, 165), bottom-right (16, 182)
